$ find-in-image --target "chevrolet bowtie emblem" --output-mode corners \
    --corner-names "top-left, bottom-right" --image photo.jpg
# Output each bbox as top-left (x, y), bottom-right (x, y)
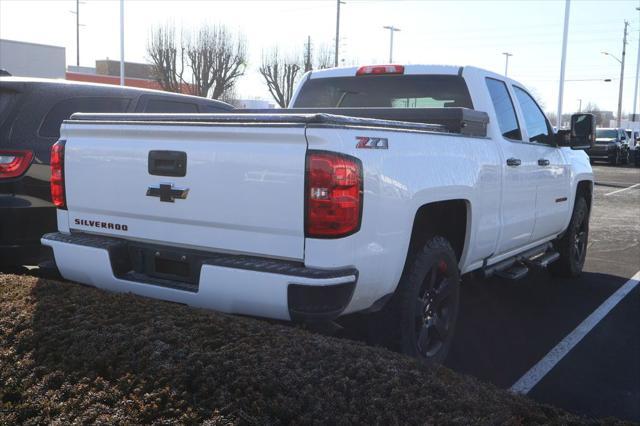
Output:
top-left (146, 183), bottom-right (189, 202)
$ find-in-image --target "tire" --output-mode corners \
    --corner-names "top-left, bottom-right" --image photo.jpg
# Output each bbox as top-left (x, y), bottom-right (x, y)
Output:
top-left (371, 236), bottom-right (461, 364)
top-left (611, 150), bottom-right (620, 166)
top-left (550, 196), bottom-right (589, 278)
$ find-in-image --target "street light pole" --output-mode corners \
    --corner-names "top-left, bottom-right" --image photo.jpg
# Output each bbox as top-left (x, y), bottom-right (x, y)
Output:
top-left (76, 0), bottom-right (80, 66)
top-left (602, 50), bottom-right (626, 127)
top-left (557, 0), bottom-right (570, 127)
top-left (632, 7), bottom-right (640, 121)
top-left (383, 26), bottom-right (401, 62)
top-left (502, 52), bottom-right (513, 76)
top-left (119, 0), bottom-right (125, 86)
top-left (578, 98), bottom-right (582, 112)
top-left (616, 21), bottom-right (629, 127)
top-left (334, 0), bottom-right (345, 67)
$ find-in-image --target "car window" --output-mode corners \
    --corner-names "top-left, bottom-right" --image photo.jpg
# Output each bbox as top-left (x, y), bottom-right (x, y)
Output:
top-left (0, 89), bottom-right (16, 128)
top-left (293, 75), bottom-right (473, 108)
top-left (485, 78), bottom-right (521, 140)
top-left (144, 99), bottom-right (199, 113)
top-left (39, 97), bottom-right (131, 138)
top-left (200, 103), bottom-right (230, 113)
top-left (513, 86), bottom-right (551, 144)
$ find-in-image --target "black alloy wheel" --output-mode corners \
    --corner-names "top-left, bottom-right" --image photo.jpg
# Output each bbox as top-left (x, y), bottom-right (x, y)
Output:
top-left (414, 258), bottom-right (456, 358)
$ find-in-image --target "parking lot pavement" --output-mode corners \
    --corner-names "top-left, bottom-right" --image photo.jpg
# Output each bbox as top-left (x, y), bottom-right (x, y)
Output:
top-left (447, 164), bottom-right (640, 421)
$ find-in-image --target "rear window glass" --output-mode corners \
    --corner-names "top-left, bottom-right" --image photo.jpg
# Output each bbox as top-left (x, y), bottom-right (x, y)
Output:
top-left (0, 90), bottom-right (16, 128)
top-left (144, 99), bottom-right (199, 113)
top-left (293, 75), bottom-right (473, 108)
top-left (39, 97), bottom-right (131, 138)
top-left (200, 103), bottom-right (231, 113)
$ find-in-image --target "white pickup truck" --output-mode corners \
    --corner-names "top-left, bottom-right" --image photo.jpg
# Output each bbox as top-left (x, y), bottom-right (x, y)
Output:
top-left (42, 65), bottom-right (596, 362)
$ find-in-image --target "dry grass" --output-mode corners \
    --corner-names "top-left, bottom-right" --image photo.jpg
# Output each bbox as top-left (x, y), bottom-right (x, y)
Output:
top-left (0, 274), bottom-right (621, 425)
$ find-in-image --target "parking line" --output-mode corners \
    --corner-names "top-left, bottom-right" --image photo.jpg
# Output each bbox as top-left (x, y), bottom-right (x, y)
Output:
top-left (510, 270), bottom-right (640, 395)
top-left (604, 183), bottom-right (640, 196)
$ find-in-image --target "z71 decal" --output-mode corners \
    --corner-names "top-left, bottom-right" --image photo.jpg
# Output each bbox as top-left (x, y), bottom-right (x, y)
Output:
top-left (356, 136), bottom-right (389, 149)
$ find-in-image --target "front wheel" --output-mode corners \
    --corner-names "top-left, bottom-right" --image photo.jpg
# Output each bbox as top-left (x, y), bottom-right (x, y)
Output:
top-left (373, 236), bottom-right (460, 364)
top-left (550, 196), bottom-right (589, 278)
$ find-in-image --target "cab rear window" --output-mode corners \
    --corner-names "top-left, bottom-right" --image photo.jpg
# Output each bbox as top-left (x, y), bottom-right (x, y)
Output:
top-left (292, 74), bottom-right (473, 109)
top-left (39, 97), bottom-right (131, 138)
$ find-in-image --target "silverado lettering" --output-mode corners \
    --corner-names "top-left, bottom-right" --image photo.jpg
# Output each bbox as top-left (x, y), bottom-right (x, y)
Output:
top-left (74, 218), bottom-right (128, 231)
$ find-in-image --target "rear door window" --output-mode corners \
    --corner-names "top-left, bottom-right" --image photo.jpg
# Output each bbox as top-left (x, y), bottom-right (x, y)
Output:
top-left (485, 78), bottom-right (521, 140)
top-left (512, 86), bottom-right (551, 144)
top-left (143, 98), bottom-right (199, 113)
top-left (39, 97), bottom-right (131, 138)
top-left (0, 90), bottom-right (16, 127)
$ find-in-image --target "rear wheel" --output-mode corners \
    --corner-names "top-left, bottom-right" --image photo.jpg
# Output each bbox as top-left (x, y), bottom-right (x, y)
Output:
top-left (550, 196), bottom-right (589, 278)
top-left (611, 150), bottom-right (621, 166)
top-left (373, 236), bottom-right (460, 363)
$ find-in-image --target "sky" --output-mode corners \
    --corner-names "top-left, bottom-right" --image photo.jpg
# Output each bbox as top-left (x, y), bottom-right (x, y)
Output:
top-left (1, 0), bottom-right (638, 115)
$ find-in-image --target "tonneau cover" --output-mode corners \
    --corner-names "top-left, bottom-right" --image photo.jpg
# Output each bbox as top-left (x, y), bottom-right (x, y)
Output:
top-left (69, 112), bottom-right (447, 133)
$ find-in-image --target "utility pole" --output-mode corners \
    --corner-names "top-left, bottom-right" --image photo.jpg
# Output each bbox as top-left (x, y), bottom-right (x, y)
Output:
top-left (577, 99), bottom-right (582, 112)
top-left (617, 20), bottom-right (629, 127)
top-left (70, 1), bottom-right (86, 67)
top-left (632, 7), bottom-right (640, 121)
top-left (502, 52), bottom-right (513, 76)
top-left (556, 0), bottom-right (570, 127)
top-left (383, 26), bottom-right (401, 62)
top-left (76, 0), bottom-right (80, 66)
top-left (305, 36), bottom-right (312, 72)
top-left (334, 0), bottom-right (345, 67)
top-left (119, 0), bottom-right (125, 86)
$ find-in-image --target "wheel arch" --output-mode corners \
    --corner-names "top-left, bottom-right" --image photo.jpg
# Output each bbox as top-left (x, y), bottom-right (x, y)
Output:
top-left (405, 199), bottom-right (471, 268)
top-left (576, 179), bottom-right (594, 212)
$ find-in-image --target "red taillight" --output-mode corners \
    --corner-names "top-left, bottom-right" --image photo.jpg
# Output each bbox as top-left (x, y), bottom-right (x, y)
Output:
top-left (50, 140), bottom-right (66, 209)
top-left (306, 151), bottom-right (362, 238)
top-left (0, 150), bottom-right (33, 179)
top-left (356, 64), bottom-right (405, 76)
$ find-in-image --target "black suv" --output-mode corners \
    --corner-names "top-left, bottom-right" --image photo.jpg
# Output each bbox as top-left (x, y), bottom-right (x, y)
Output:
top-left (587, 127), bottom-right (631, 165)
top-left (0, 77), bottom-right (233, 267)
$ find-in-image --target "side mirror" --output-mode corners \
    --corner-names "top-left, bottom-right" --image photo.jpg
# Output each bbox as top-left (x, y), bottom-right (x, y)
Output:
top-left (555, 113), bottom-right (595, 150)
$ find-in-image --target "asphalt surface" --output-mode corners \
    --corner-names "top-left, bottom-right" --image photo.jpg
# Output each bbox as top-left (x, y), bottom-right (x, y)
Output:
top-left (446, 163), bottom-right (640, 422)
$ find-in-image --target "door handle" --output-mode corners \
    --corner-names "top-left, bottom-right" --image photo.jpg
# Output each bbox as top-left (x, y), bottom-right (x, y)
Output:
top-left (538, 159), bottom-right (550, 166)
top-left (506, 158), bottom-right (521, 167)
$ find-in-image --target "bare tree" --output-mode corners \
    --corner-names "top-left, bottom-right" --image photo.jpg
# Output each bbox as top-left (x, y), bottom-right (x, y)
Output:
top-left (186, 25), bottom-right (247, 99)
top-left (147, 24), bottom-right (187, 93)
top-left (314, 43), bottom-right (333, 70)
top-left (259, 48), bottom-right (302, 108)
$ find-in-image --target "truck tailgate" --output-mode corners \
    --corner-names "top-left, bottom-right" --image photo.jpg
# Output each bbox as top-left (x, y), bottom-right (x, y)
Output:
top-left (61, 121), bottom-right (307, 260)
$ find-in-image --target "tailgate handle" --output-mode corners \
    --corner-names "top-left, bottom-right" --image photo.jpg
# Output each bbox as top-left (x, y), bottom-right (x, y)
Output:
top-left (148, 151), bottom-right (187, 177)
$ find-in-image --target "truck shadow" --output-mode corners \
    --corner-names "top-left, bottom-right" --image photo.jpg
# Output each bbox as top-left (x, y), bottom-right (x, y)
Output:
top-left (445, 270), bottom-right (629, 388)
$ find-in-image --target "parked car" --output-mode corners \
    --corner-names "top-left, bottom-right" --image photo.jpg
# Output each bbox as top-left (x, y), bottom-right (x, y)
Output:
top-left (588, 127), bottom-right (630, 165)
top-left (42, 65), bottom-right (595, 363)
top-left (624, 129), bottom-right (638, 146)
top-left (0, 77), bottom-right (233, 267)
top-left (625, 129), bottom-right (640, 167)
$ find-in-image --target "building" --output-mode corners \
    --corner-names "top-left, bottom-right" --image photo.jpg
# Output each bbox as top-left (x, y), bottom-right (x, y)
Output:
top-left (0, 39), bottom-right (66, 78)
top-left (66, 59), bottom-right (194, 93)
top-left (232, 99), bottom-right (277, 109)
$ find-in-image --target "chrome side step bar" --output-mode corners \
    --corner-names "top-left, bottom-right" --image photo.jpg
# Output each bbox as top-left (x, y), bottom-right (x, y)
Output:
top-left (482, 243), bottom-right (560, 281)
